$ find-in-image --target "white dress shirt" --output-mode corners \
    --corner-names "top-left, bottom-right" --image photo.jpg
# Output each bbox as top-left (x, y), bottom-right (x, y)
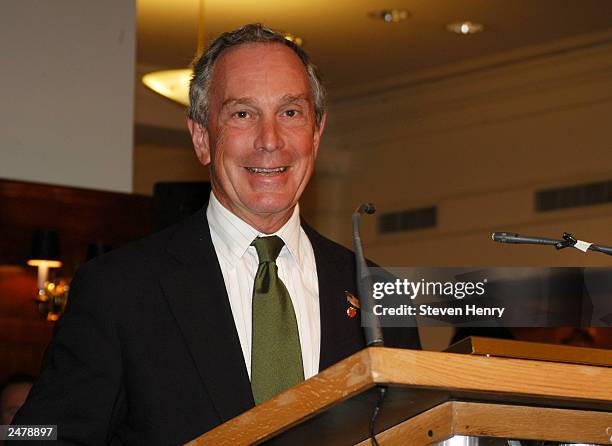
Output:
top-left (206, 192), bottom-right (320, 380)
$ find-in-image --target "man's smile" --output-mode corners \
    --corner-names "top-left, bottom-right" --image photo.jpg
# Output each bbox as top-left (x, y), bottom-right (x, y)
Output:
top-left (244, 166), bottom-right (289, 175)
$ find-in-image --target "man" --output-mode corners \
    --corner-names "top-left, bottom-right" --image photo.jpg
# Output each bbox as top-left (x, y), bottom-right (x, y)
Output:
top-left (12, 24), bottom-right (419, 444)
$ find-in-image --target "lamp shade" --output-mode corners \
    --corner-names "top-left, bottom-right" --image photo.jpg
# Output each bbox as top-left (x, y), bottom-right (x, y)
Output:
top-left (28, 229), bottom-right (62, 267)
top-left (142, 69), bottom-right (191, 106)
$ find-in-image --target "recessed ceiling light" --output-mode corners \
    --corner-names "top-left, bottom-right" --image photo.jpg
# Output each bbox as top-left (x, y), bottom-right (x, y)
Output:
top-left (369, 9), bottom-right (411, 23)
top-left (446, 21), bottom-right (484, 35)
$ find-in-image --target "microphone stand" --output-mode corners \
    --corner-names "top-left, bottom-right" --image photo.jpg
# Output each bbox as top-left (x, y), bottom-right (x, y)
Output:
top-left (352, 203), bottom-right (386, 446)
top-left (352, 203), bottom-right (384, 346)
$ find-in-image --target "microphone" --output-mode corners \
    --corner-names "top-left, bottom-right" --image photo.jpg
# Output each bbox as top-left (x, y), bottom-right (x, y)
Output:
top-left (352, 203), bottom-right (384, 347)
top-left (491, 231), bottom-right (612, 256)
top-left (357, 203), bottom-right (376, 215)
top-left (491, 232), bottom-right (560, 245)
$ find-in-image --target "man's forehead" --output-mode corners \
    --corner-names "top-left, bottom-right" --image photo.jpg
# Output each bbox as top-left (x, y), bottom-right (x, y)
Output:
top-left (215, 41), bottom-right (304, 70)
top-left (209, 42), bottom-right (311, 98)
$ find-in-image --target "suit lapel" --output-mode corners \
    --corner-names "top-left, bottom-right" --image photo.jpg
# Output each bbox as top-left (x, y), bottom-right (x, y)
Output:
top-left (160, 211), bottom-right (254, 422)
top-left (303, 223), bottom-right (366, 372)
top-left (309, 226), bottom-right (337, 371)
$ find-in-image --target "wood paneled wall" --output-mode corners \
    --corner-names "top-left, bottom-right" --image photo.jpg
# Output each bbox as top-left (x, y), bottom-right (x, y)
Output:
top-left (0, 179), bottom-right (152, 381)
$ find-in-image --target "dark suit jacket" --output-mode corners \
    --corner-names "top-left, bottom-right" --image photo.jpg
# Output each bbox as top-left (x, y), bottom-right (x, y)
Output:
top-left (12, 210), bottom-right (420, 445)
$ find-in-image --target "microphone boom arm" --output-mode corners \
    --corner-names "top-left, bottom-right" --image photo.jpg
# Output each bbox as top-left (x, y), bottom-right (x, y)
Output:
top-left (492, 231), bottom-right (612, 256)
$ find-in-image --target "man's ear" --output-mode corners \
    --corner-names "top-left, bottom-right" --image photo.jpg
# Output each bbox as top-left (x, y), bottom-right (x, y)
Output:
top-left (187, 118), bottom-right (211, 166)
top-left (312, 113), bottom-right (327, 158)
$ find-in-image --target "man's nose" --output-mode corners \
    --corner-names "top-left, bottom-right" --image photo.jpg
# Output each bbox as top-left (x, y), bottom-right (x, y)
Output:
top-left (254, 117), bottom-right (284, 152)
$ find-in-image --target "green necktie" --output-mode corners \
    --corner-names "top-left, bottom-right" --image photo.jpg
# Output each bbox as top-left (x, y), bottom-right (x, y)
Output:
top-left (250, 236), bottom-right (304, 404)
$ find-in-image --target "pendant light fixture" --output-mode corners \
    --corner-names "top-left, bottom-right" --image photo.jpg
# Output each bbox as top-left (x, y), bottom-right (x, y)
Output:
top-left (141, 0), bottom-right (206, 106)
top-left (142, 2), bottom-right (303, 106)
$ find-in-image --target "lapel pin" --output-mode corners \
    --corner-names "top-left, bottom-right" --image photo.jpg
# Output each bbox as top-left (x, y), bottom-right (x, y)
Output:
top-left (345, 291), bottom-right (360, 318)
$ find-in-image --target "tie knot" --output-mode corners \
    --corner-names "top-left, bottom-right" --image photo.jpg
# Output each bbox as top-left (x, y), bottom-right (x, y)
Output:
top-left (251, 236), bottom-right (285, 263)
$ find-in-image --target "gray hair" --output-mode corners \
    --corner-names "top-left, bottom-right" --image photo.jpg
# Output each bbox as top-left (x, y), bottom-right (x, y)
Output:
top-left (188, 23), bottom-right (326, 128)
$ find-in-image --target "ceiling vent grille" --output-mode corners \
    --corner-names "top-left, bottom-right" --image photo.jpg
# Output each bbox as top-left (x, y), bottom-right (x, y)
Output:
top-left (536, 179), bottom-right (612, 211)
top-left (378, 206), bottom-right (437, 234)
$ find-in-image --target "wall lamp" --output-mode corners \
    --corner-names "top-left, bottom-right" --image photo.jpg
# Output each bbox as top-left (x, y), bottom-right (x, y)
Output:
top-left (27, 230), bottom-right (68, 321)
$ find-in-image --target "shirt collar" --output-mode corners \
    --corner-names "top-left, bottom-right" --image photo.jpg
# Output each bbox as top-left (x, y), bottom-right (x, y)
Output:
top-left (206, 191), bottom-right (304, 268)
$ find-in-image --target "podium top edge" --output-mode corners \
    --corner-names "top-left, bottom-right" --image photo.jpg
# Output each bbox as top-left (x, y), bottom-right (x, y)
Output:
top-left (446, 336), bottom-right (612, 367)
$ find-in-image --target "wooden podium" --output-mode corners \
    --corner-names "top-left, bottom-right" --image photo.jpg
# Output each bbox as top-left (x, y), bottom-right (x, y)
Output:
top-left (188, 338), bottom-right (612, 445)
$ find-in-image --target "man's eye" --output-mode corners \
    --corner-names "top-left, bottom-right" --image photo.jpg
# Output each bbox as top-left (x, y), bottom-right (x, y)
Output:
top-left (283, 109), bottom-right (299, 118)
top-left (234, 111), bottom-right (250, 118)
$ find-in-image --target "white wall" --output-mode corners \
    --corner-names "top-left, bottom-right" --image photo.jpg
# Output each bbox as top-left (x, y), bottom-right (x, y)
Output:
top-left (0, 0), bottom-right (136, 193)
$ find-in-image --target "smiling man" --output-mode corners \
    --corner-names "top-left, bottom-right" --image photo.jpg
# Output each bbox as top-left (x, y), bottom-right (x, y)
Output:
top-left (11, 24), bottom-right (419, 444)
top-left (187, 37), bottom-right (325, 234)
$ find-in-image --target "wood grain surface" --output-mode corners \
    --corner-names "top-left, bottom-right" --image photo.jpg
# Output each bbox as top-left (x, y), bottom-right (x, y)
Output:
top-left (188, 347), bottom-right (612, 445)
top-left (355, 401), bottom-right (612, 445)
top-left (187, 350), bottom-right (375, 445)
top-left (454, 402), bottom-right (612, 445)
top-left (354, 402), bottom-right (453, 446)
top-left (370, 347), bottom-right (612, 403)
top-left (0, 179), bottom-right (152, 381)
top-left (447, 335), bottom-right (612, 366)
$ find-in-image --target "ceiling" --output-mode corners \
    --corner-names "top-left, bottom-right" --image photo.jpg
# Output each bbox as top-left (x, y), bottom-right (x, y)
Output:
top-left (137, 0), bottom-right (612, 93)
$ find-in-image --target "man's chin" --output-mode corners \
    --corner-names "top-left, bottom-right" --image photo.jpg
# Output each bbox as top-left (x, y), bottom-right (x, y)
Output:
top-left (239, 199), bottom-right (297, 226)
top-left (249, 203), bottom-right (295, 218)
top-left (243, 193), bottom-right (295, 213)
